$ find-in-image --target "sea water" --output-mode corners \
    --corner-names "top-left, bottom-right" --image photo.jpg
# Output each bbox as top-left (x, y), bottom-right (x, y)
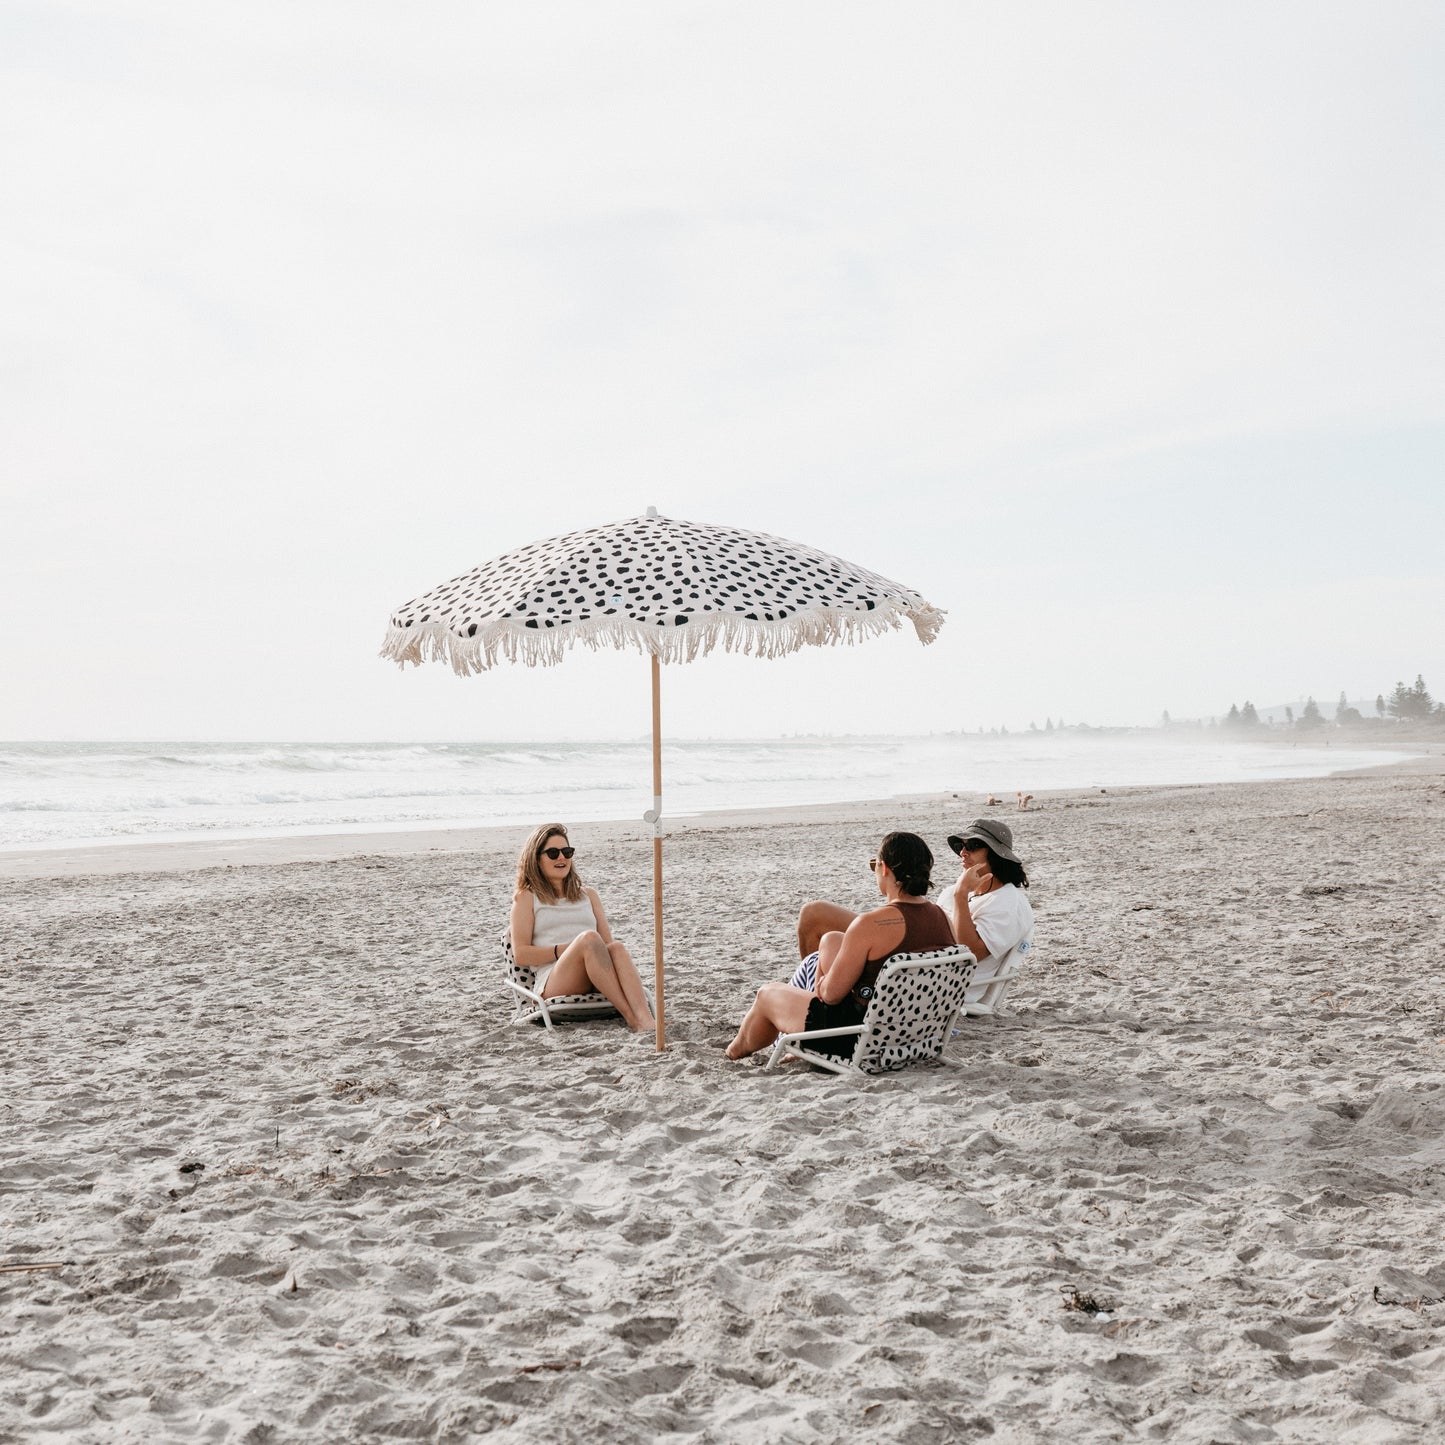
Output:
top-left (0, 736), bottom-right (1414, 852)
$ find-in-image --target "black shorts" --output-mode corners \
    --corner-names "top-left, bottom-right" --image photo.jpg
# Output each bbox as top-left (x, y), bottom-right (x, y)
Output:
top-left (803, 997), bottom-right (867, 1060)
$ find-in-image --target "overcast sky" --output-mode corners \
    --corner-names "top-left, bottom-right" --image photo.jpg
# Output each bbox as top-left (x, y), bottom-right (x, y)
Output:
top-left (3, 1), bottom-right (1442, 741)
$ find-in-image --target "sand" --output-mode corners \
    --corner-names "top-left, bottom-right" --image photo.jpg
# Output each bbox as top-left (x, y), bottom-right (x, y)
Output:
top-left (3, 763), bottom-right (1444, 1443)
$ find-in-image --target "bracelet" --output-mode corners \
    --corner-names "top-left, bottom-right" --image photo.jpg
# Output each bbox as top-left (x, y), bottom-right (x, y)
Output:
top-left (553, 944), bottom-right (560, 961)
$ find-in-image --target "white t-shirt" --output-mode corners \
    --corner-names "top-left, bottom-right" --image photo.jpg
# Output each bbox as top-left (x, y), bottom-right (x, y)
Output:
top-left (937, 880), bottom-right (1034, 993)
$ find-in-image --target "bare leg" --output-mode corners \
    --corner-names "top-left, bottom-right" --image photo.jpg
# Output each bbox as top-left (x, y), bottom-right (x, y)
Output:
top-left (804, 929), bottom-right (851, 1003)
top-left (725, 982), bottom-right (812, 1060)
top-left (798, 900), bottom-right (857, 959)
top-left (606, 941), bottom-right (654, 1031)
top-left (543, 932), bottom-right (648, 1030)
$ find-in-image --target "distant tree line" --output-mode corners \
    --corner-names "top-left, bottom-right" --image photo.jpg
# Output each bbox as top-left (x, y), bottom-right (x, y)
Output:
top-left (1217, 674), bottom-right (1441, 730)
top-left (1382, 674), bottom-right (1439, 721)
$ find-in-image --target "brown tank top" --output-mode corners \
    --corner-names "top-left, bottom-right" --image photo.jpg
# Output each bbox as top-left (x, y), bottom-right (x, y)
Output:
top-left (849, 899), bottom-right (955, 1008)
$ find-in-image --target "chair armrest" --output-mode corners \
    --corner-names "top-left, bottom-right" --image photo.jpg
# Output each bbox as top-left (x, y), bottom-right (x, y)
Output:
top-left (982, 964), bottom-right (1023, 984)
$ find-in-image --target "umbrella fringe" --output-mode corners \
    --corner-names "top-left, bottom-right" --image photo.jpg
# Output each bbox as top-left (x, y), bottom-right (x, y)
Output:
top-left (380, 600), bottom-right (944, 675)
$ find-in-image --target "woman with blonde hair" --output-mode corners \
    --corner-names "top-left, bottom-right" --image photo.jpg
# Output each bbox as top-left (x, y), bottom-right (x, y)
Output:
top-left (509, 823), bottom-right (654, 1032)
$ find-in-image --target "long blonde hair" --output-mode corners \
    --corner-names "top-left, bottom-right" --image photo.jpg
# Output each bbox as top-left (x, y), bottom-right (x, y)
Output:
top-left (515, 822), bottom-right (584, 902)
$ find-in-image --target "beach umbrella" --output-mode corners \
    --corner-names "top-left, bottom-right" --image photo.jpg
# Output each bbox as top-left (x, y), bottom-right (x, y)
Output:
top-left (380, 508), bottom-right (945, 1051)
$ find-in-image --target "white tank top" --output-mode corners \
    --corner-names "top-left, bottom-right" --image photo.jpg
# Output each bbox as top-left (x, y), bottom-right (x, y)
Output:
top-left (529, 891), bottom-right (598, 950)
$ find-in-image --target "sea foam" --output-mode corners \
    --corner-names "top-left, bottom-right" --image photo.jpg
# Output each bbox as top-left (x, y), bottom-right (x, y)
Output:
top-left (0, 735), bottom-right (1414, 850)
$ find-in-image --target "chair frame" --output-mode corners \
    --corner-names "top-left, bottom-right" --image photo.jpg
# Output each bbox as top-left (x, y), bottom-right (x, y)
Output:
top-left (962, 939), bottom-right (1029, 1018)
top-left (764, 947), bottom-right (975, 1077)
top-left (501, 929), bottom-right (623, 1031)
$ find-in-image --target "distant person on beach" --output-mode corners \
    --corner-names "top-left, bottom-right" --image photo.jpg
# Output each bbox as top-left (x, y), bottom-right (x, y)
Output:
top-left (509, 823), bottom-right (655, 1033)
top-left (793, 818), bottom-right (1033, 1003)
top-left (725, 831), bottom-right (953, 1062)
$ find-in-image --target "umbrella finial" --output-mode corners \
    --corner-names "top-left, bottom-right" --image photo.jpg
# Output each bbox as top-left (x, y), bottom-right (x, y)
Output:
top-left (646, 505), bottom-right (658, 518)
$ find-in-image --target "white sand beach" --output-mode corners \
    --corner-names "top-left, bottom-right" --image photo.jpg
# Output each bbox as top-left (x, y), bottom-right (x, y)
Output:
top-left (3, 761), bottom-right (1444, 1443)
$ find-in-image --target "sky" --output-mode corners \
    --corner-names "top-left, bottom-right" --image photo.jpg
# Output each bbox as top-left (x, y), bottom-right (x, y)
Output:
top-left (3, 0), bottom-right (1442, 741)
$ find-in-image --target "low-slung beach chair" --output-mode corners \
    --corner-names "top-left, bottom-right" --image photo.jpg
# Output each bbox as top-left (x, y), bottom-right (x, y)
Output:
top-left (764, 947), bottom-right (975, 1077)
top-left (962, 937), bottom-right (1031, 1018)
top-left (501, 928), bottom-right (623, 1030)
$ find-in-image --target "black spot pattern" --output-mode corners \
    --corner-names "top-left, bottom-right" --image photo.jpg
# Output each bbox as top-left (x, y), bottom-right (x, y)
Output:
top-left (380, 511), bottom-right (944, 673)
top-left (798, 948), bottom-right (974, 1074)
top-left (856, 949), bottom-right (975, 1072)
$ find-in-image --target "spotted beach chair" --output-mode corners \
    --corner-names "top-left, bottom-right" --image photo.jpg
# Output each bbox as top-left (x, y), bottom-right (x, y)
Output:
top-left (502, 928), bottom-right (623, 1030)
top-left (764, 947), bottom-right (975, 1076)
top-left (962, 937), bottom-right (1031, 1018)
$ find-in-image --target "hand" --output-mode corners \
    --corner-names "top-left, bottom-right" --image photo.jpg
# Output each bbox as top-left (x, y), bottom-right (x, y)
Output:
top-left (960, 863), bottom-right (991, 895)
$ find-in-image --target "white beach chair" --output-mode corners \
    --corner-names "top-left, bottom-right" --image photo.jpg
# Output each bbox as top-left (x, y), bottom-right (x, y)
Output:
top-left (501, 928), bottom-right (623, 1030)
top-left (962, 937), bottom-right (1031, 1018)
top-left (764, 947), bottom-right (975, 1077)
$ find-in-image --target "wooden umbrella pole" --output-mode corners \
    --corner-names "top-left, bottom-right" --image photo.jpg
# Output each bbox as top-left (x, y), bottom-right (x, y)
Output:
top-left (650, 653), bottom-right (666, 1052)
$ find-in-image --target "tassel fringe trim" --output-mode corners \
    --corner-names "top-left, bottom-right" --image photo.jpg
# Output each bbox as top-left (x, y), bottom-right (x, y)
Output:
top-left (379, 600), bottom-right (945, 675)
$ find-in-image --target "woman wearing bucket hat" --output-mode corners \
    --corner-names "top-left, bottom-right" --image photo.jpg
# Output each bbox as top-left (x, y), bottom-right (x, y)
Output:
top-left (941, 818), bottom-right (1034, 998)
top-left (791, 817), bottom-right (1033, 1001)
top-left (725, 830), bottom-right (953, 1062)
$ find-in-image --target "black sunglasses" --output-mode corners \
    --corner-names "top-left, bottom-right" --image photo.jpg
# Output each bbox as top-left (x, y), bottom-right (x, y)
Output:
top-left (540, 846), bottom-right (576, 861)
top-left (960, 839), bottom-right (987, 853)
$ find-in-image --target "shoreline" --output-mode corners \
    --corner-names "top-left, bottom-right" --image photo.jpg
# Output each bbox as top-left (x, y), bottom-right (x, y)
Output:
top-left (2, 746), bottom-right (1438, 881)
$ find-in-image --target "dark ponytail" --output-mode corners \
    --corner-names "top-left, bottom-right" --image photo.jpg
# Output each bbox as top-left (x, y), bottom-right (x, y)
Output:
top-left (877, 831), bottom-right (933, 897)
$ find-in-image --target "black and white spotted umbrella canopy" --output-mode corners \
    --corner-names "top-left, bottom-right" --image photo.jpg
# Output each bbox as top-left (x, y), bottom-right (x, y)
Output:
top-left (380, 510), bottom-right (945, 674)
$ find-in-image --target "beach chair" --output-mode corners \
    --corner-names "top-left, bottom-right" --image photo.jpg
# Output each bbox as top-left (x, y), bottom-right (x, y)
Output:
top-left (764, 947), bottom-right (975, 1077)
top-left (501, 928), bottom-right (623, 1030)
top-left (962, 937), bottom-right (1031, 1018)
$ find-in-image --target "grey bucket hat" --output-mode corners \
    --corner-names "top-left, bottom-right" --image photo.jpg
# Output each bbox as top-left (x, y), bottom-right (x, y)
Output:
top-left (947, 818), bottom-right (1021, 865)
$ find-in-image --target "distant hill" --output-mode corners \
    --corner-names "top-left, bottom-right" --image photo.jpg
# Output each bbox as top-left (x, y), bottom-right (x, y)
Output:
top-left (1250, 697), bottom-right (1381, 726)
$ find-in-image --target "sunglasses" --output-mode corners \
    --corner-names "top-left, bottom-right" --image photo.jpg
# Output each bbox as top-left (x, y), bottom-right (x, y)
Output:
top-left (540, 846), bottom-right (576, 861)
top-left (960, 839), bottom-right (987, 853)
top-left (868, 857), bottom-right (881, 871)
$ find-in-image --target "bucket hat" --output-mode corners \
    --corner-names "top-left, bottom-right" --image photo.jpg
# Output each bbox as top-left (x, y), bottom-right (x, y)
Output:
top-left (947, 818), bottom-right (1020, 865)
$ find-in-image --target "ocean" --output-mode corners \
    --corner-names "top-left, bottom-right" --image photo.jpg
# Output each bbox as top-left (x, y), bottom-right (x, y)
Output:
top-left (0, 735), bottom-right (1413, 852)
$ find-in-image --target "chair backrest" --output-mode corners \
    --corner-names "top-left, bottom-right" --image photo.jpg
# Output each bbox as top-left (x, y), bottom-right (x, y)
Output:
top-left (501, 926), bottom-right (536, 991)
top-left (968, 935), bottom-right (1029, 1002)
top-left (852, 947), bottom-right (975, 1074)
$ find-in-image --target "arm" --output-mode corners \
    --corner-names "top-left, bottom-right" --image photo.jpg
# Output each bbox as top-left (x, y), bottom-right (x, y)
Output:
top-left (586, 887), bottom-right (616, 947)
top-left (949, 868), bottom-right (993, 962)
top-left (509, 890), bottom-right (564, 971)
top-left (815, 907), bottom-right (906, 1004)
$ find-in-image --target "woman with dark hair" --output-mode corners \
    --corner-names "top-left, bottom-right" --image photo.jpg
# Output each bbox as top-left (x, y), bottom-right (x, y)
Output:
top-left (509, 823), bottom-right (654, 1032)
top-left (724, 831), bottom-right (953, 1062)
top-left (941, 818), bottom-right (1034, 996)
